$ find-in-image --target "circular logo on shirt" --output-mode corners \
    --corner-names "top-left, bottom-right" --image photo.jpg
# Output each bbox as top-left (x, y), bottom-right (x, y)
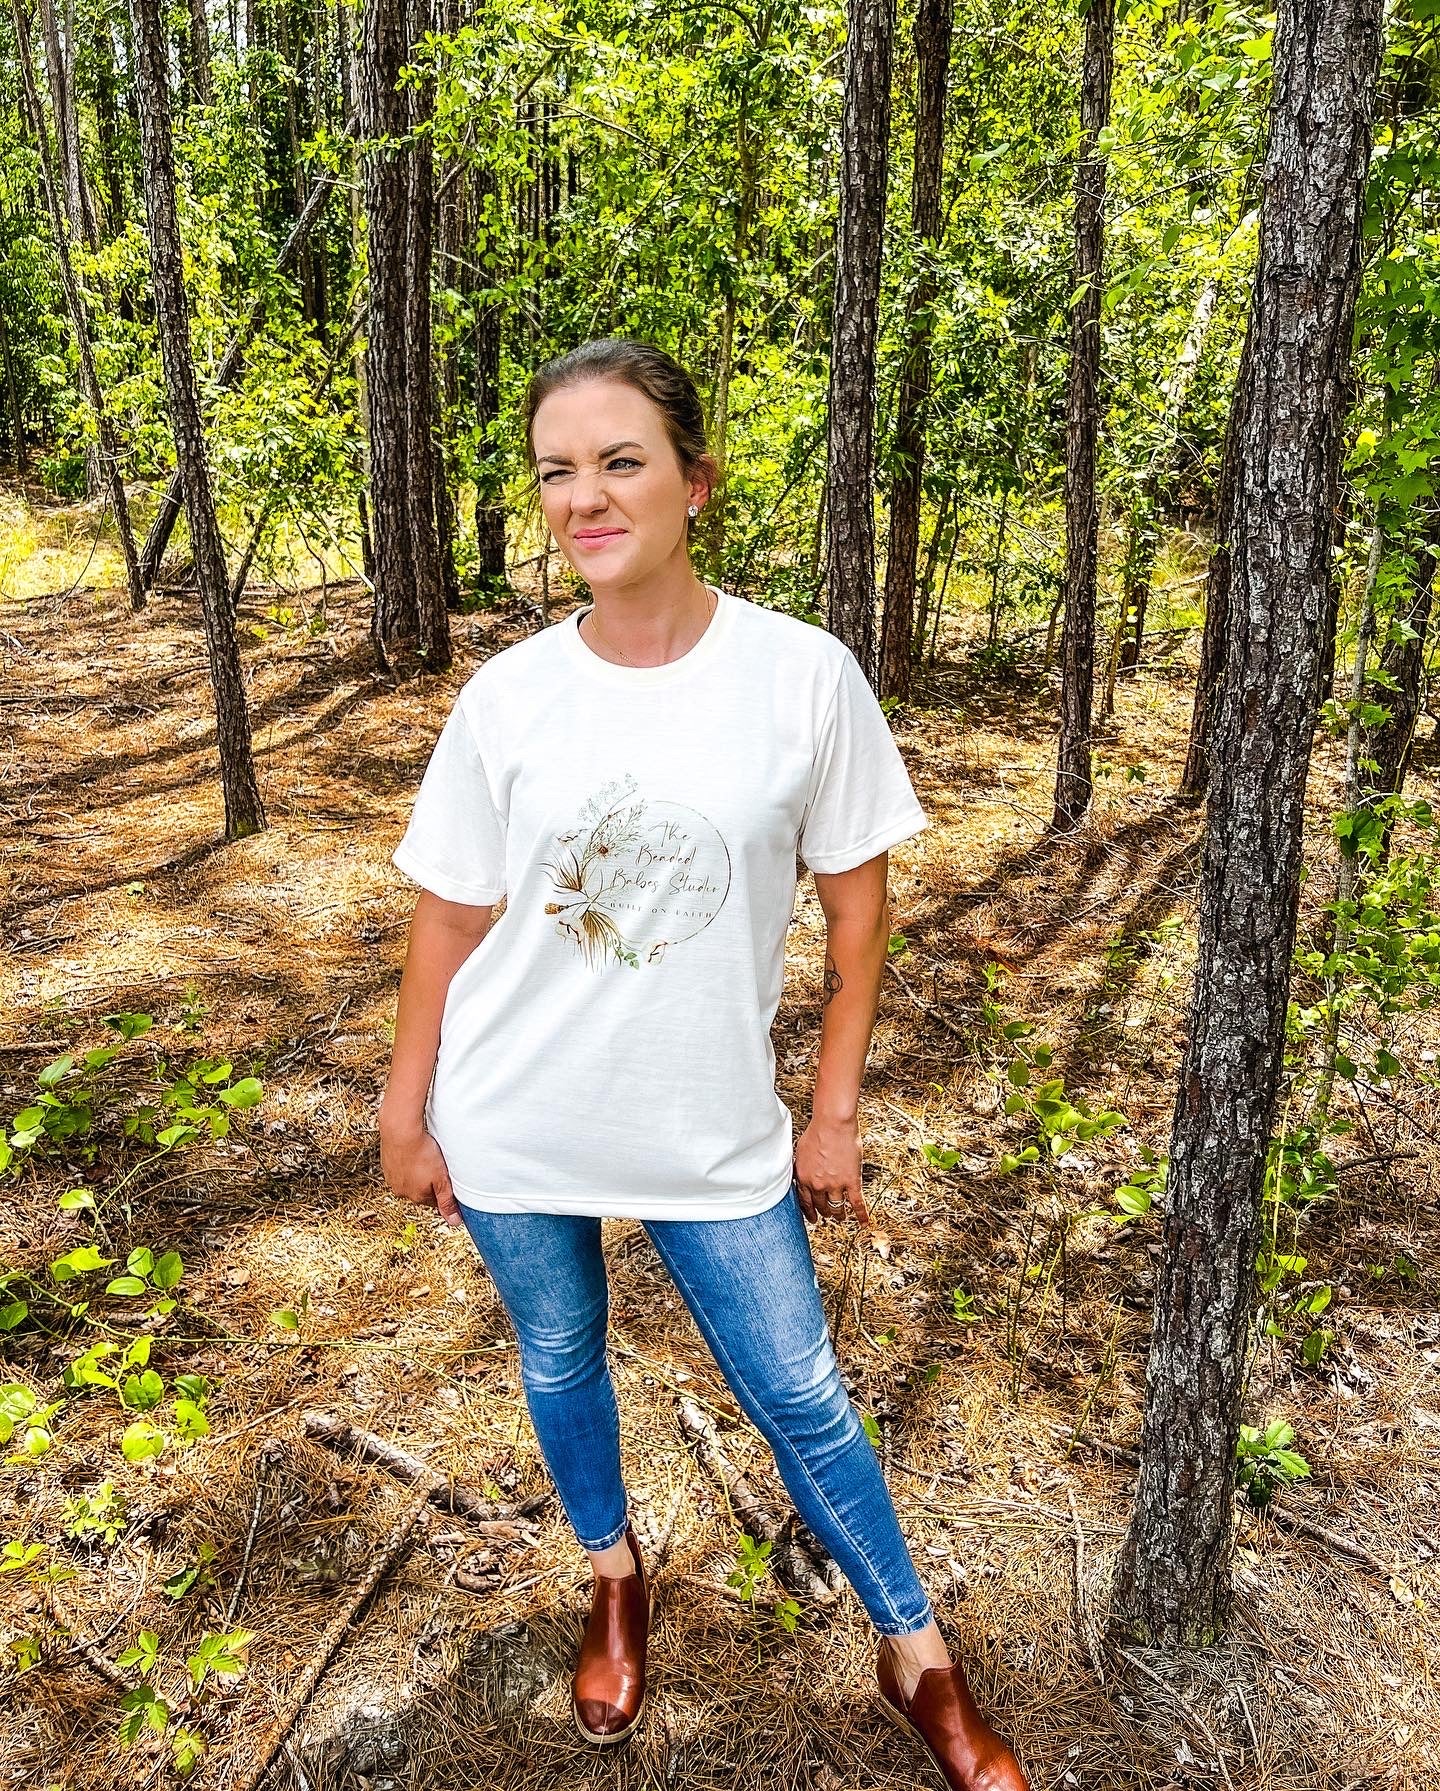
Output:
top-left (544, 774), bottom-right (731, 969)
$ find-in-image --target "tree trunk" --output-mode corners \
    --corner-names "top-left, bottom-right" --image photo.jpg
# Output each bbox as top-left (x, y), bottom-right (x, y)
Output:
top-left (471, 165), bottom-right (507, 592)
top-left (360, 0), bottom-right (451, 671)
top-left (188, 0), bottom-right (214, 105)
top-left (879, 0), bottom-right (953, 702)
top-left (0, 304), bottom-right (25, 467)
top-left (1367, 527), bottom-right (1437, 814)
top-left (823, 0), bottom-right (896, 681)
top-left (1181, 329), bottom-right (1252, 798)
top-left (1111, 0), bottom-right (1384, 1650)
top-left (128, 0), bottom-right (266, 838)
top-left (12, 0), bottom-right (143, 606)
top-left (1052, 0), bottom-right (1115, 831)
top-left (38, 0), bottom-right (98, 250)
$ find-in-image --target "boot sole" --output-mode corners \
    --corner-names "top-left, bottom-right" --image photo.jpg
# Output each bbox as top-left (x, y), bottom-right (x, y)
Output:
top-left (572, 1584), bottom-right (652, 1746)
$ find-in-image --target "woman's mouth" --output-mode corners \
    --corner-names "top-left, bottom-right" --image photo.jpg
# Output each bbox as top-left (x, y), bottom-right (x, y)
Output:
top-left (573, 529), bottom-right (626, 546)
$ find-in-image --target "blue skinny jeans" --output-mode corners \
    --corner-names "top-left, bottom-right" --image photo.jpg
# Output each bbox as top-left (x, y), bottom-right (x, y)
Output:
top-left (457, 1178), bottom-right (934, 1637)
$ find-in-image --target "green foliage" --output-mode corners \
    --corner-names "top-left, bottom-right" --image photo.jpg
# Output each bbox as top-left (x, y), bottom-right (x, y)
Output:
top-left (1236, 1420), bottom-right (1311, 1508)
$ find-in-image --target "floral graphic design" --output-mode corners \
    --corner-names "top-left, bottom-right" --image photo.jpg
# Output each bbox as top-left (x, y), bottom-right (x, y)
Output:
top-left (543, 774), bottom-right (731, 969)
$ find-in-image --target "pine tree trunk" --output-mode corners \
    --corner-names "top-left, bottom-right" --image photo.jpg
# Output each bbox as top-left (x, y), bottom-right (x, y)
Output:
top-left (188, 0), bottom-right (214, 104)
top-left (361, 0), bottom-right (451, 671)
top-left (823, 0), bottom-right (896, 680)
top-left (1181, 330), bottom-right (1252, 798)
top-left (1111, 0), bottom-right (1384, 1650)
top-left (879, 0), bottom-right (952, 702)
top-left (0, 304), bottom-right (25, 468)
top-left (472, 163), bottom-right (507, 592)
top-left (12, 0), bottom-right (143, 605)
top-left (129, 0), bottom-right (266, 838)
top-left (1052, 0), bottom-right (1115, 831)
top-left (1367, 528), bottom-right (1437, 813)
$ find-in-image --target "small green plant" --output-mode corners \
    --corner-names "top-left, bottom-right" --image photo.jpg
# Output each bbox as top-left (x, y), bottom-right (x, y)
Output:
top-left (1236, 1420), bottom-right (1311, 1507)
top-left (726, 1534), bottom-right (801, 1635)
top-left (63, 1481), bottom-right (129, 1547)
top-left (951, 1287), bottom-right (981, 1324)
top-left (1111, 1149), bottom-right (1167, 1222)
top-left (270, 1287), bottom-right (311, 1333)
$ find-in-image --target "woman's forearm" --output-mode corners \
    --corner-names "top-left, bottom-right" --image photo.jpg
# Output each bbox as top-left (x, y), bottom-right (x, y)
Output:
top-left (810, 903), bottom-right (891, 1126)
top-left (380, 891), bottom-right (495, 1136)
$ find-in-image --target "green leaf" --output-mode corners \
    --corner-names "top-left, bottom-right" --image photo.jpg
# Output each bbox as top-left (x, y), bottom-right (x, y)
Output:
top-left (36, 1054), bottom-right (75, 1088)
top-left (106, 1277), bottom-right (148, 1297)
top-left (121, 1420), bottom-right (166, 1463)
top-left (50, 1246), bottom-right (115, 1285)
top-left (217, 1078), bottom-right (263, 1109)
top-left (271, 1308), bottom-right (300, 1331)
top-left (152, 1251), bottom-right (184, 1290)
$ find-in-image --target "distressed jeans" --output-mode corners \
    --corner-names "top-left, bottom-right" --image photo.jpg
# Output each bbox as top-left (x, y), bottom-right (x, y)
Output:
top-left (457, 1177), bottom-right (935, 1636)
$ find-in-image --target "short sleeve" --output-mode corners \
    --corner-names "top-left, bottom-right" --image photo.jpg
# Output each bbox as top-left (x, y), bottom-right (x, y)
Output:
top-left (392, 696), bottom-right (507, 904)
top-left (798, 647), bottom-right (929, 874)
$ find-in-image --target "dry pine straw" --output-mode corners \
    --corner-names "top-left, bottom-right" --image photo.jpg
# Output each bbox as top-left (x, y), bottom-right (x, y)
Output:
top-left (0, 565), bottom-right (1436, 1791)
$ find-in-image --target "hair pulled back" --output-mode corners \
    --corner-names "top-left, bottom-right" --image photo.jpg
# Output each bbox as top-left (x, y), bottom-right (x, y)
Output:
top-left (522, 338), bottom-right (722, 542)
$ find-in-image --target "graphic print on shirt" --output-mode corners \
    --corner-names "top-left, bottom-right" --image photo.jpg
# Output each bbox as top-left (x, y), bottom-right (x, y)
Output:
top-left (542, 773), bottom-right (732, 969)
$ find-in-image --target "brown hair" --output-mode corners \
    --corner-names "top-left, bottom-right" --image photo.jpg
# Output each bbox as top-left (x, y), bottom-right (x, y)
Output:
top-left (522, 338), bottom-right (722, 544)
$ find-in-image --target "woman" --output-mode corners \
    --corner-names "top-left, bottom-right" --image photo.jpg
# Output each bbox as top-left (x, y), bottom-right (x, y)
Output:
top-left (379, 337), bottom-right (1028, 1791)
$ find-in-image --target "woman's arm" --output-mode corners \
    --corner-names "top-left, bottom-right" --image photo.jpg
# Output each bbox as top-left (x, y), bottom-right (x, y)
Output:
top-left (378, 889), bottom-right (496, 1227)
top-left (793, 851), bottom-right (892, 1227)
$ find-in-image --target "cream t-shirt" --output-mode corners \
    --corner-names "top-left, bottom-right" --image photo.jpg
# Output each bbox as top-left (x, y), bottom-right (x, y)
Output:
top-left (391, 584), bottom-right (929, 1219)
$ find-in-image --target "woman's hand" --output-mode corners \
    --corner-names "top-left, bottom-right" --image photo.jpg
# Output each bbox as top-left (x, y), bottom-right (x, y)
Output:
top-left (379, 1115), bottom-right (464, 1230)
top-left (793, 1114), bottom-right (869, 1227)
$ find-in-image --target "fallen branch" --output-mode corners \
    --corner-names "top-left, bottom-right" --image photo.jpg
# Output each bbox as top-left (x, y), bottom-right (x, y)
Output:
top-left (216, 1482), bottom-right (432, 1791)
top-left (226, 1438), bottom-right (283, 1623)
top-left (301, 1409), bottom-right (543, 1536)
top-left (676, 1397), bottom-right (840, 1602)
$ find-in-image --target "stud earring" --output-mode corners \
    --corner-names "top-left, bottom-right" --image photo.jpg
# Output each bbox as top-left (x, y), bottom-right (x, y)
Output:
top-left (688, 504), bottom-right (699, 516)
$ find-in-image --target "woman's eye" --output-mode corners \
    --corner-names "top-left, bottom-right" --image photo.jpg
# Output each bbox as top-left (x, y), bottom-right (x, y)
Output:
top-left (540, 469), bottom-right (569, 482)
top-left (608, 457), bottom-right (640, 471)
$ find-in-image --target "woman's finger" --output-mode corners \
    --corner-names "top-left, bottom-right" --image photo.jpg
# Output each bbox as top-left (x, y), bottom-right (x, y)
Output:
top-left (433, 1168), bottom-right (464, 1229)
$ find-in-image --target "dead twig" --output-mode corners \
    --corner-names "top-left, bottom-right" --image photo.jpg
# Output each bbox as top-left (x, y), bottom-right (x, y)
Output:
top-left (301, 1409), bottom-right (543, 1535)
top-left (216, 1482), bottom-right (432, 1791)
top-left (676, 1396), bottom-right (840, 1602)
top-left (1113, 1645), bottom-right (1235, 1791)
top-left (226, 1438), bottom-right (283, 1623)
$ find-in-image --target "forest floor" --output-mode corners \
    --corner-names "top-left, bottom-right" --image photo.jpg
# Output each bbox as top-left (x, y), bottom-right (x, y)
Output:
top-left (1, 492), bottom-right (1438, 1791)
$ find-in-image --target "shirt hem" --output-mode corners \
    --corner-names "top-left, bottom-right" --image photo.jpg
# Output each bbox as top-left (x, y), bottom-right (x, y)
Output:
top-left (802, 811), bottom-right (930, 875)
top-left (392, 842), bottom-right (506, 906)
top-left (449, 1164), bottom-right (796, 1221)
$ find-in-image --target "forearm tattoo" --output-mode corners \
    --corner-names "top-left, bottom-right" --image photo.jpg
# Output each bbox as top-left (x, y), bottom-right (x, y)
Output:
top-left (822, 951), bottom-right (844, 1006)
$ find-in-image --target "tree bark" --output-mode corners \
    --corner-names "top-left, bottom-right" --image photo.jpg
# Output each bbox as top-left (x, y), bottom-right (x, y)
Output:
top-left (1052, 0), bottom-right (1115, 831)
top-left (823, 0), bottom-right (896, 681)
top-left (361, 0), bottom-right (451, 671)
top-left (12, 0), bottom-right (143, 606)
top-left (471, 164), bottom-right (507, 592)
top-left (879, 0), bottom-right (953, 702)
top-left (1111, 0), bottom-right (1384, 1649)
top-left (129, 0), bottom-right (266, 838)
top-left (1367, 527), bottom-right (1437, 815)
top-left (37, 0), bottom-right (98, 250)
top-left (1181, 328), bottom-right (1253, 798)
top-left (188, 0), bottom-right (214, 105)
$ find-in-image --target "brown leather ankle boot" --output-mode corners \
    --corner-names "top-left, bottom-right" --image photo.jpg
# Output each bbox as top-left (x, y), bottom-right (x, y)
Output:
top-left (876, 1635), bottom-right (1029, 1790)
top-left (572, 1524), bottom-right (650, 1745)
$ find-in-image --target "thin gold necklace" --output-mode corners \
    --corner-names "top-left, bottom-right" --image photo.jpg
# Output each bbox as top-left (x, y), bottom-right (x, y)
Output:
top-left (583, 585), bottom-right (716, 666)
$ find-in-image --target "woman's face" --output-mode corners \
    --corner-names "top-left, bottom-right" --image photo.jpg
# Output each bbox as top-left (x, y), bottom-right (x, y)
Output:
top-left (532, 377), bottom-right (709, 590)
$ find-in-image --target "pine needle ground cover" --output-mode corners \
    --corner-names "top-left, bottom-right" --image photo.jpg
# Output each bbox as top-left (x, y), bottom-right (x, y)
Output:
top-left (1, 544), bottom-right (1436, 1791)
